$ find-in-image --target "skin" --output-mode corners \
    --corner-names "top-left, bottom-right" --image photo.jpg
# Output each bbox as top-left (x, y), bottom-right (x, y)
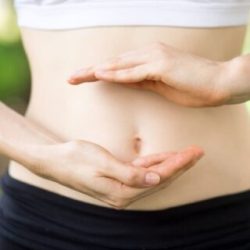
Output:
top-left (68, 42), bottom-right (250, 106)
top-left (3, 25), bottom-right (250, 210)
top-left (0, 101), bottom-right (203, 209)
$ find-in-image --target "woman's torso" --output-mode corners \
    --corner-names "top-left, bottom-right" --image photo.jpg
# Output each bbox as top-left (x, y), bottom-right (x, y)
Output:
top-left (9, 26), bottom-right (250, 210)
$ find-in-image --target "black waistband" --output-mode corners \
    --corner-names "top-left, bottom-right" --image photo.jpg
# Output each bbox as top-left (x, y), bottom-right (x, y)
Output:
top-left (0, 171), bottom-right (250, 250)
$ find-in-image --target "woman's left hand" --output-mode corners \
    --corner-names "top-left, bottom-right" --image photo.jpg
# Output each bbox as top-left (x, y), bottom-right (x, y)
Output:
top-left (68, 42), bottom-right (230, 107)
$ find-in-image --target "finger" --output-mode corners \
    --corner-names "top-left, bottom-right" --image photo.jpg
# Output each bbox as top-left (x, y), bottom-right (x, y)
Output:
top-left (68, 46), bottom-right (155, 84)
top-left (151, 146), bottom-right (204, 179)
top-left (94, 53), bottom-right (149, 71)
top-left (96, 42), bottom-right (166, 71)
top-left (94, 176), bottom-right (146, 209)
top-left (99, 158), bottom-right (161, 188)
top-left (86, 176), bottom-right (134, 208)
top-left (90, 175), bottom-right (123, 197)
top-left (131, 152), bottom-right (176, 167)
top-left (96, 43), bottom-right (159, 71)
top-left (94, 64), bottom-right (152, 83)
top-left (67, 67), bottom-right (98, 84)
top-left (67, 51), bottom-right (146, 84)
top-left (68, 41), bottom-right (164, 84)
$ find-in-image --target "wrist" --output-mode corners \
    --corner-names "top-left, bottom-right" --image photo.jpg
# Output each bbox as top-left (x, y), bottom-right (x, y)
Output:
top-left (0, 140), bottom-right (38, 169)
top-left (0, 137), bottom-right (61, 177)
top-left (219, 56), bottom-right (250, 105)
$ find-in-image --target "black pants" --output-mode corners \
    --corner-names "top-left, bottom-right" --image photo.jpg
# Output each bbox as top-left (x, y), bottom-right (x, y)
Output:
top-left (0, 170), bottom-right (249, 250)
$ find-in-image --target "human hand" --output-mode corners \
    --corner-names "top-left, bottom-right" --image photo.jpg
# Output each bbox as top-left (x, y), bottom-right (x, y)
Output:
top-left (28, 140), bottom-right (204, 209)
top-left (68, 42), bottom-right (229, 107)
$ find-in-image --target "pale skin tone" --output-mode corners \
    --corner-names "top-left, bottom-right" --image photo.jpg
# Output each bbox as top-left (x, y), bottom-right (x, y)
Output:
top-left (68, 42), bottom-right (250, 107)
top-left (0, 87), bottom-right (203, 209)
top-left (1, 25), bottom-right (250, 210)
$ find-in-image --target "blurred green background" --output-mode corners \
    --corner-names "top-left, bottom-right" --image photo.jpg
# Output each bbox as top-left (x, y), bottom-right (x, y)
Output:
top-left (0, 0), bottom-right (31, 175)
top-left (0, 0), bottom-right (250, 175)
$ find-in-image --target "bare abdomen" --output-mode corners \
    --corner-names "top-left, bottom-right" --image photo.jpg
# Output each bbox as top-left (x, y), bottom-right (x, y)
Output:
top-left (9, 78), bottom-right (250, 210)
top-left (9, 25), bottom-right (250, 210)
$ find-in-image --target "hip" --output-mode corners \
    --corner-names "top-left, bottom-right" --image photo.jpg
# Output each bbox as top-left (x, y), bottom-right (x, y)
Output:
top-left (0, 171), bottom-right (250, 250)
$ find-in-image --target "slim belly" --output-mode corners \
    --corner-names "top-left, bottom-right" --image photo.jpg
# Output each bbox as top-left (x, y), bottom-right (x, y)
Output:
top-left (9, 26), bottom-right (250, 210)
top-left (9, 78), bottom-right (250, 210)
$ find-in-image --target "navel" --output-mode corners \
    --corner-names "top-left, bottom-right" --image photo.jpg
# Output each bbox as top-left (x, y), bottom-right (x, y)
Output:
top-left (133, 135), bottom-right (142, 154)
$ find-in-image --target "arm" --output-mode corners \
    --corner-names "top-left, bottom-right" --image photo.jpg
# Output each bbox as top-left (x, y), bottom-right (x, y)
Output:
top-left (0, 102), bottom-right (60, 169)
top-left (0, 101), bottom-right (158, 184)
top-left (68, 42), bottom-right (250, 107)
top-left (0, 101), bottom-right (204, 208)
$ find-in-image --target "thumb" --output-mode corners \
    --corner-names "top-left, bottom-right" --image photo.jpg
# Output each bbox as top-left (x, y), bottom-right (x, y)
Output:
top-left (102, 158), bottom-right (161, 187)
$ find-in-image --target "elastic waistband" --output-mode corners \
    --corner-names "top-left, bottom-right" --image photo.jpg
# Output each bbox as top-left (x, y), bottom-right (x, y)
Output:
top-left (14, 1), bottom-right (250, 30)
top-left (0, 171), bottom-right (250, 250)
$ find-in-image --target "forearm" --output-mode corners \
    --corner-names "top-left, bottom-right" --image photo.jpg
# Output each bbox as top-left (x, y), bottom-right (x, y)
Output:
top-left (0, 102), bottom-right (61, 170)
top-left (221, 54), bottom-right (250, 104)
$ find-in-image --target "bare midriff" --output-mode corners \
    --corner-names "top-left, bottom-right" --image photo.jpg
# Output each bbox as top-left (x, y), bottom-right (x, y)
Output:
top-left (9, 26), bottom-right (250, 210)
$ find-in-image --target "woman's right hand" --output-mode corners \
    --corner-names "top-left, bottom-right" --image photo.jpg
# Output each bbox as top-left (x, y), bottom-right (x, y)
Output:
top-left (28, 140), bottom-right (204, 209)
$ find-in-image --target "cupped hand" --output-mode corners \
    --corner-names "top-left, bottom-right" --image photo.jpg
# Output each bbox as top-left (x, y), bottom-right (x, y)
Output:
top-left (68, 42), bottom-right (230, 107)
top-left (29, 140), bottom-right (204, 209)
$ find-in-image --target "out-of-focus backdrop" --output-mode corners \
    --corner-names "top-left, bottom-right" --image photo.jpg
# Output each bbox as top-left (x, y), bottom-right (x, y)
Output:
top-left (0, 0), bottom-right (30, 176)
top-left (0, 0), bottom-right (250, 176)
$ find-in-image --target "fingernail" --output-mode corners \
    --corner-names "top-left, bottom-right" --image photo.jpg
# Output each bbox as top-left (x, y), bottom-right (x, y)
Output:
top-left (67, 78), bottom-right (75, 83)
top-left (145, 172), bottom-right (160, 185)
top-left (194, 149), bottom-right (204, 159)
top-left (197, 152), bottom-right (204, 160)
